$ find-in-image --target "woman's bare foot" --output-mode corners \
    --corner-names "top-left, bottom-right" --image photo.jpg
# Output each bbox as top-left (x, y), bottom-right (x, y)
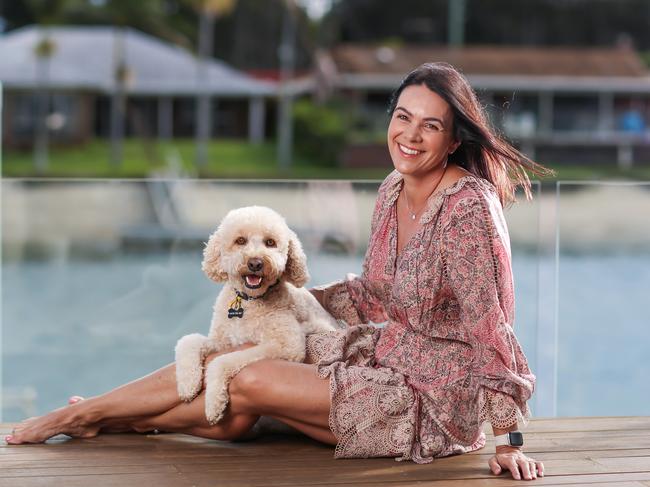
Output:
top-left (5, 403), bottom-right (101, 445)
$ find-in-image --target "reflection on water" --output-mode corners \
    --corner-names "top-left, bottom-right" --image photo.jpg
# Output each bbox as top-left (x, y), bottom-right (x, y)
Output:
top-left (2, 250), bottom-right (649, 420)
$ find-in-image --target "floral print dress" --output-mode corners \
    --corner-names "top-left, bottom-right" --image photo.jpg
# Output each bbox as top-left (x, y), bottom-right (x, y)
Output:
top-left (306, 171), bottom-right (536, 464)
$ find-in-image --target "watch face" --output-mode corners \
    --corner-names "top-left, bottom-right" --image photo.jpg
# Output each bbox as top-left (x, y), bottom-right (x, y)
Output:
top-left (508, 432), bottom-right (524, 447)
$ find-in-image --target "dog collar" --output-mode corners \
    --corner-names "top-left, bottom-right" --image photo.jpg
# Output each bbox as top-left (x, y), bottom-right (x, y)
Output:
top-left (235, 280), bottom-right (280, 301)
top-left (227, 280), bottom-right (280, 319)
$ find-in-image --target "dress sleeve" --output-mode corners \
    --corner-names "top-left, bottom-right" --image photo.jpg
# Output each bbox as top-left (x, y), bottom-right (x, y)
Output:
top-left (441, 191), bottom-right (535, 428)
top-left (313, 273), bottom-right (388, 326)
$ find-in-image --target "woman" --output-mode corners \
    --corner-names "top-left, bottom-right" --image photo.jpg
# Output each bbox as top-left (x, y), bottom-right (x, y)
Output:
top-left (6, 63), bottom-right (548, 481)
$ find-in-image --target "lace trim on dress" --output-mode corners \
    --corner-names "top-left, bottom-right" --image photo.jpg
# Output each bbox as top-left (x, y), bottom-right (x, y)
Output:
top-left (479, 388), bottom-right (531, 429)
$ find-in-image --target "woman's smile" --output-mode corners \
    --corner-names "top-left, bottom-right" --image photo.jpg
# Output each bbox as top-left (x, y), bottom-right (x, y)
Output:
top-left (397, 143), bottom-right (424, 157)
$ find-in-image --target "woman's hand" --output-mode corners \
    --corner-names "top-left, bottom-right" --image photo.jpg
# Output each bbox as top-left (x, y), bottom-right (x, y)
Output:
top-left (488, 446), bottom-right (544, 480)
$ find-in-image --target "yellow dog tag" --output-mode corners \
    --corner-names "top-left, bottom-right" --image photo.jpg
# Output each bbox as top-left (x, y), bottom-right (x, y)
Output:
top-left (228, 294), bottom-right (244, 319)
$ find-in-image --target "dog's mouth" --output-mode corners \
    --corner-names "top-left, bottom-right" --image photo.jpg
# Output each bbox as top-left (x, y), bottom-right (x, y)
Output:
top-left (243, 274), bottom-right (264, 289)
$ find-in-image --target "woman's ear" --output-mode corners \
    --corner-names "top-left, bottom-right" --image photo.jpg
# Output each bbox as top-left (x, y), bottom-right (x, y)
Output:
top-left (284, 231), bottom-right (309, 288)
top-left (202, 228), bottom-right (228, 282)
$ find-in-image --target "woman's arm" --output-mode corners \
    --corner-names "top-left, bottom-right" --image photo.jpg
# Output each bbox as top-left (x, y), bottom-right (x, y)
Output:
top-left (309, 274), bottom-right (387, 326)
top-left (441, 190), bottom-right (542, 479)
top-left (441, 192), bottom-right (535, 414)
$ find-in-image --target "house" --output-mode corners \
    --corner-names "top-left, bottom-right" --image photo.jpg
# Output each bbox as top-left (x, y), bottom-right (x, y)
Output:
top-left (320, 44), bottom-right (650, 167)
top-left (0, 25), bottom-right (277, 149)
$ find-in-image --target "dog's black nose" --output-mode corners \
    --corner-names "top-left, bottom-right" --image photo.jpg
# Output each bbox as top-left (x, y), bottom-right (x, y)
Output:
top-left (247, 258), bottom-right (263, 272)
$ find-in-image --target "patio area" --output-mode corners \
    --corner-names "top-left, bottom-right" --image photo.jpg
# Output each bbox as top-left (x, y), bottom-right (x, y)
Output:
top-left (1, 416), bottom-right (649, 486)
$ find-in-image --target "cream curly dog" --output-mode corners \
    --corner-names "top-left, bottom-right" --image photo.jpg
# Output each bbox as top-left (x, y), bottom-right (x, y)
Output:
top-left (175, 206), bottom-right (338, 425)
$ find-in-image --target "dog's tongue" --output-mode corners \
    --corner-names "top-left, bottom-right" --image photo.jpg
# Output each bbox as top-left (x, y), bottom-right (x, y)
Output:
top-left (245, 275), bottom-right (262, 286)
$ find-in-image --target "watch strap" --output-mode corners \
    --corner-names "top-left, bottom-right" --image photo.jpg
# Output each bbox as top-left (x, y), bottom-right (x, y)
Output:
top-left (495, 431), bottom-right (524, 447)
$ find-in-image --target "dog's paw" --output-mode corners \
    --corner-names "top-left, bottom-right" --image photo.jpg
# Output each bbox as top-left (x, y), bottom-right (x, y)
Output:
top-left (175, 333), bottom-right (209, 402)
top-left (175, 362), bottom-right (204, 401)
top-left (205, 393), bottom-right (227, 425)
top-left (176, 378), bottom-right (202, 402)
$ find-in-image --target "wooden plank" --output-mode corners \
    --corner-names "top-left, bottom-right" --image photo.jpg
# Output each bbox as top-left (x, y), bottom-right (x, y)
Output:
top-left (1, 455), bottom-right (645, 487)
top-left (544, 484), bottom-right (648, 487)
top-left (177, 471), bottom-right (650, 487)
top-left (593, 456), bottom-right (650, 472)
top-left (353, 483), bottom-right (650, 487)
top-left (166, 457), bottom-right (619, 483)
top-left (0, 473), bottom-right (192, 487)
top-left (503, 484), bottom-right (645, 487)
top-left (3, 430), bottom-right (649, 459)
top-left (0, 448), bottom-right (646, 470)
top-left (0, 464), bottom-right (179, 478)
top-left (0, 434), bottom-right (330, 458)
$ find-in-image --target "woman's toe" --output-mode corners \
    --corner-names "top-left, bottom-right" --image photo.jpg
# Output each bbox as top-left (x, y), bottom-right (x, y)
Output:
top-left (5, 426), bottom-right (28, 444)
top-left (68, 396), bottom-right (85, 405)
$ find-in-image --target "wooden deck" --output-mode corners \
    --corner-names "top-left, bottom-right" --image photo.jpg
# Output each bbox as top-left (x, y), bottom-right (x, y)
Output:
top-left (1, 417), bottom-right (650, 486)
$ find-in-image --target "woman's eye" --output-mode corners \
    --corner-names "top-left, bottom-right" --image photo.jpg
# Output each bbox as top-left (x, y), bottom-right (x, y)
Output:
top-left (235, 237), bottom-right (246, 245)
top-left (397, 114), bottom-right (408, 121)
top-left (425, 123), bottom-right (442, 131)
top-left (265, 239), bottom-right (276, 247)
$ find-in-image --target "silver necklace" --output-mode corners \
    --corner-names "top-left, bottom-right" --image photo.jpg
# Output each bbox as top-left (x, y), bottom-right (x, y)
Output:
top-left (403, 166), bottom-right (447, 221)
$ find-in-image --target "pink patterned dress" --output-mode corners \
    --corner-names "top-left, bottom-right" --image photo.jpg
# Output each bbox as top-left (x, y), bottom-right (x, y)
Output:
top-left (306, 171), bottom-right (536, 464)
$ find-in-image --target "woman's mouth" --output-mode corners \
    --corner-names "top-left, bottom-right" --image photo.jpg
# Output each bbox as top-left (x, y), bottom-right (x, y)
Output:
top-left (397, 143), bottom-right (424, 157)
top-left (244, 274), bottom-right (263, 289)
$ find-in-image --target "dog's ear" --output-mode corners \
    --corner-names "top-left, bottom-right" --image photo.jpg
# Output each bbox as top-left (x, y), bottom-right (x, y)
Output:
top-left (202, 228), bottom-right (228, 283)
top-left (285, 230), bottom-right (309, 287)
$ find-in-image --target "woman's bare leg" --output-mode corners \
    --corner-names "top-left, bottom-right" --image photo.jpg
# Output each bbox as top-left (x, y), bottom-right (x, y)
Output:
top-left (130, 359), bottom-right (336, 445)
top-left (6, 344), bottom-right (257, 444)
top-left (5, 345), bottom-right (337, 447)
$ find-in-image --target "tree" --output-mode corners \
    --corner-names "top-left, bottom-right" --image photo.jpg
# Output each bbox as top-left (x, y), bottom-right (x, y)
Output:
top-left (24, 0), bottom-right (71, 172)
top-left (321, 0), bottom-right (650, 49)
top-left (179, 0), bottom-right (237, 168)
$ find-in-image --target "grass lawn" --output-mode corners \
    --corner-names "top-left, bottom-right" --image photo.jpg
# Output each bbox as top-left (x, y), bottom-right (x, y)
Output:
top-left (3, 138), bottom-right (650, 181)
top-left (2, 139), bottom-right (392, 180)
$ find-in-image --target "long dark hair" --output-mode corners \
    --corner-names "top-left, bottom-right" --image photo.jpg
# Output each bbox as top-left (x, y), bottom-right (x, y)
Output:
top-left (388, 62), bottom-right (553, 206)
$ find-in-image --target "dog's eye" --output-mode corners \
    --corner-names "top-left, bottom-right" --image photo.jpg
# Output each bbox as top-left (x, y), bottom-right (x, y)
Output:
top-left (235, 237), bottom-right (247, 245)
top-left (265, 238), bottom-right (276, 247)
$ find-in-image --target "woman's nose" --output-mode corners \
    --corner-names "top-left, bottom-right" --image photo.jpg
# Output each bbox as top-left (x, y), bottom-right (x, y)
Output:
top-left (405, 124), bottom-right (422, 142)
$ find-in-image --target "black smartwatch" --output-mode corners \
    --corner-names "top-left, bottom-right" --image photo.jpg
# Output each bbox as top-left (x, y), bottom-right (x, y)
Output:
top-left (495, 431), bottom-right (524, 448)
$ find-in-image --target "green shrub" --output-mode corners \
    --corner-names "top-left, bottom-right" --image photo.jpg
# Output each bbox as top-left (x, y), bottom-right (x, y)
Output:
top-left (293, 98), bottom-right (348, 166)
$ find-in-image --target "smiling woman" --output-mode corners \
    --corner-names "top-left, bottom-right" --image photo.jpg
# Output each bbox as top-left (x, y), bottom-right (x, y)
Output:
top-left (7, 62), bottom-right (550, 481)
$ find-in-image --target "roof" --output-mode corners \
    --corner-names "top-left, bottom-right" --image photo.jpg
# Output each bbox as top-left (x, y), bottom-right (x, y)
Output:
top-left (325, 44), bottom-right (650, 93)
top-left (0, 25), bottom-right (276, 96)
